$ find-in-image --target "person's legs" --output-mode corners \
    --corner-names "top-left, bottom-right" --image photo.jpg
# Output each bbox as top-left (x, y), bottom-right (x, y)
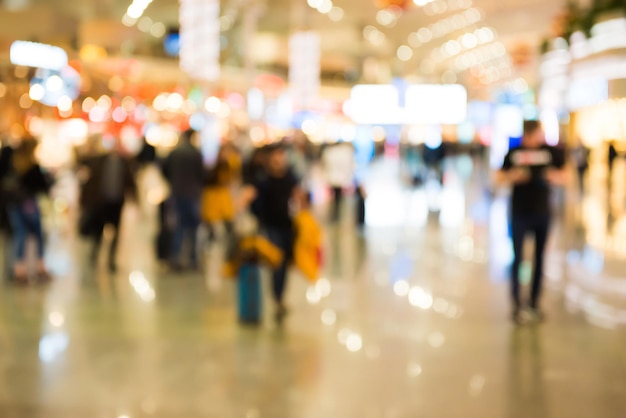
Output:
top-left (577, 168), bottom-right (585, 194)
top-left (206, 223), bottom-right (217, 243)
top-left (267, 227), bottom-right (293, 309)
top-left (23, 202), bottom-right (48, 276)
top-left (510, 215), bottom-right (528, 316)
top-left (331, 186), bottom-right (343, 222)
top-left (172, 197), bottom-right (200, 269)
top-left (6, 205), bottom-right (27, 280)
top-left (107, 202), bottom-right (124, 272)
top-left (91, 206), bottom-right (106, 265)
top-left (530, 215), bottom-right (550, 311)
top-left (187, 198), bottom-right (200, 269)
top-left (170, 197), bottom-right (186, 267)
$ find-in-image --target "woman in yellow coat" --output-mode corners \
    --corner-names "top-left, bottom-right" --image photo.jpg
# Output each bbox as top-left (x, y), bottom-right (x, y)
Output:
top-left (202, 147), bottom-right (240, 241)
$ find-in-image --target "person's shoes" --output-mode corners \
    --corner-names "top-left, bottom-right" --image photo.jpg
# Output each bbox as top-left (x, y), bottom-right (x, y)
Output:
top-left (528, 308), bottom-right (546, 323)
top-left (37, 270), bottom-right (52, 284)
top-left (275, 305), bottom-right (289, 325)
top-left (12, 274), bottom-right (29, 286)
top-left (511, 308), bottom-right (523, 325)
top-left (169, 262), bottom-right (184, 273)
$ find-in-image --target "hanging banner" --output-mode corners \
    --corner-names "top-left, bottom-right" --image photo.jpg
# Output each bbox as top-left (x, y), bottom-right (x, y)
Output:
top-left (179, 0), bottom-right (220, 81)
top-left (289, 31), bottom-right (321, 110)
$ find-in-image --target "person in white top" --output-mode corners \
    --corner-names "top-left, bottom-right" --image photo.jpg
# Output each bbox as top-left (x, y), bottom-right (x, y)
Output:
top-left (322, 142), bottom-right (355, 222)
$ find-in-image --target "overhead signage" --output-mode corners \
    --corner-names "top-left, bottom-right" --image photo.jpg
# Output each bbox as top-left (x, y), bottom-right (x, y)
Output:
top-left (179, 0), bottom-right (220, 81)
top-left (289, 31), bottom-right (321, 110)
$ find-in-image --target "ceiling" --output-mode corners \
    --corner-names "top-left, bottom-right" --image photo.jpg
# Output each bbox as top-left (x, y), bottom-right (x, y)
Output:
top-left (0, 0), bottom-right (565, 89)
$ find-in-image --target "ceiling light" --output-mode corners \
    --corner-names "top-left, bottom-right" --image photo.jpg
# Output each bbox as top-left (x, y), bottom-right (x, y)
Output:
top-left (46, 75), bottom-right (64, 93)
top-left (439, 19), bottom-right (452, 34)
top-left (397, 45), bottom-right (413, 61)
top-left (328, 6), bottom-right (344, 22)
top-left (408, 32), bottom-right (421, 47)
top-left (317, 0), bottom-right (333, 14)
top-left (167, 93), bottom-right (184, 111)
top-left (444, 40), bottom-right (462, 56)
top-left (417, 27), bottom-right (433, 43)
top-left (461, 33), bottom-right (477, 49)
top-left (431, 22), bottom-right (445, 38)
top-left (476, 27), bottom-right (495, 44)
top-left (57, 96), bottom-right (73, 112)
top-left (29, 84), bottom-right (45, 101)
top-left (307, 0), bottom-right (322, 8)
top-left (127, 4), bottom-right (144, 19)
top-left (364, 26), bottom-right (385, 46)
top-left (205, 96), bottom-right (221, 113)
top-left (150, 22), bottom-right (166, 37)
top-left (464, 8), bottom-right (481, 23)
top-left (377, 9), bottom-right (397, 27)
top-left (98, 95), bottom-right (112, 110)
top-left (82, 97), bottom-right (96, 113)
top-left (112, 107), bottom-right (128, 123)
top-left (451, 14), bottom-right (466, 29)
top-left (433, 1), bottom-right (448, 14)
top-left (122, 14), bottom-right (137, 27)
top-left (138, 16), bottom-right (152, 32)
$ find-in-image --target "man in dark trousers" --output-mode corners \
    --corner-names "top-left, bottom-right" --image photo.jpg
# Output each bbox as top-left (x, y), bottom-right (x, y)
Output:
top-left (163, 129), bottom-right (204, 271)
top-left (80, 144), bottom-right (137, 273)
top-left (497, 120), bottom-right (567, 324)
top-left (0, 138), bottom-right (14, 235)
top-left (253, 143), bottom-right (300, 323)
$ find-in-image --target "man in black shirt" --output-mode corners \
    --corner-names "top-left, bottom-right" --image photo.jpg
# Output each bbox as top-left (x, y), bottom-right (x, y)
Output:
top-left (498, 120), bottom-right (567, 323)
top-left (254, 144), bottom-right (300, 323)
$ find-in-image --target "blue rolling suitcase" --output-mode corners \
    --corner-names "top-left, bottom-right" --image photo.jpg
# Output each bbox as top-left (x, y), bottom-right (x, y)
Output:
top-left (237, 264), bottom-right (262, 324)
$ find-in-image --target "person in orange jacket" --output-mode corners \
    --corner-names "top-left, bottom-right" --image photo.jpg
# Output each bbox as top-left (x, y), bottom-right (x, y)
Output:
top-left (201, 146), bottom-right (240, 243)
top-left (293, 191), bottom-right (323, 283)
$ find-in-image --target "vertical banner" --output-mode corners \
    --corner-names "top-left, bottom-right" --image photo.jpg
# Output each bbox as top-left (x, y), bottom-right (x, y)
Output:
top-left (289, 31), bottom-right (321, 110)
top-left (179, 0), bottom-right (220, 81)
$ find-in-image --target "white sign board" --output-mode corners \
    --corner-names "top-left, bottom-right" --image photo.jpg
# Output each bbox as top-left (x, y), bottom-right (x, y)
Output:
top-left (10, 41), bottom-right (68, 71)
top-left (348, 84), bottom-right (467, 125)
top-left (349, 85), bottom-right (402, 125)
top-left (404, 84), bottom-right (467, 125)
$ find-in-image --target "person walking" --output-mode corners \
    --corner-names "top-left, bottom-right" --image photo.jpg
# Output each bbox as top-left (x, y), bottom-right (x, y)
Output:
top-left (80, 144), bottom-right (137, 273)
top-left (162, 129), bottom-right (204, 271)
top-left (0, 136), bottom-right (15, 241)
top-left (253, 143), bottom-right (300, 323)
top-left (1, 138), bottom-right (53, 284)
top-left (322, 142), bottom-right (355, 222)
top-left (201, 146), bottom-right (239, 243)
top-left (497, 120), bottom-right (567, 323)
top-left (572, 142), bottom-right (589, 195)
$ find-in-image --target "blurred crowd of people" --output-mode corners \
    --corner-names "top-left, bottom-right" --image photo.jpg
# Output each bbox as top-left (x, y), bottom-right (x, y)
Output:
top-left (0, 123), bottom-right (621, 325)
top-left (0, 129), bottom-right (339, 324)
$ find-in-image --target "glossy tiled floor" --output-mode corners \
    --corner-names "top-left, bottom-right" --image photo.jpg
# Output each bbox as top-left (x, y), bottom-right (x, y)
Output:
top-left (2, 159), bottom-right (626, 418)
